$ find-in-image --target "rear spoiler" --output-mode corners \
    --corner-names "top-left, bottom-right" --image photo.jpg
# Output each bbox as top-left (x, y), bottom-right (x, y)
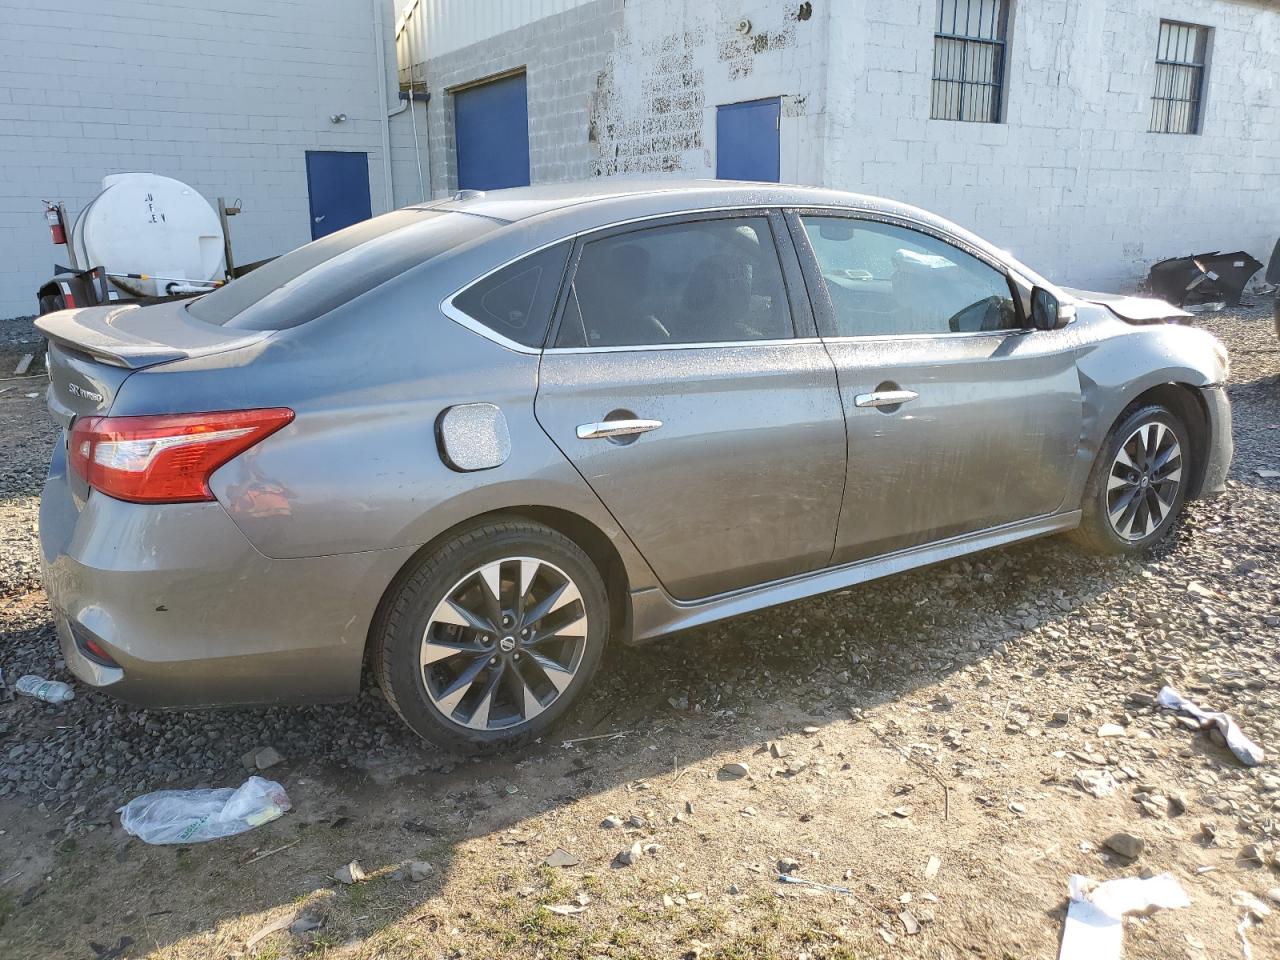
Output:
top-left (35, 302), bottom-right (266, 370)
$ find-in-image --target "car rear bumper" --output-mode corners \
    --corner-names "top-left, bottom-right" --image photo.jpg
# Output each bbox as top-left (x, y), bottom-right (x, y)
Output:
top-left (1198, 383), bottom-right (1232, 499)
top-left (39, 442), bottom-right (413, 709)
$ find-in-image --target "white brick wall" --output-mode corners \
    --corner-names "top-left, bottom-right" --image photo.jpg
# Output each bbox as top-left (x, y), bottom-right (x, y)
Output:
top-left (405, 0), bottom-right (1279, 290)
top-left (0, 0), bottom-right (399, 317)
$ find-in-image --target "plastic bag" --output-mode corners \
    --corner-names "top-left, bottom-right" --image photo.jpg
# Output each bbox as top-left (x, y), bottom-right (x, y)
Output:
top-left (117, 776), bottom-right (291, 845)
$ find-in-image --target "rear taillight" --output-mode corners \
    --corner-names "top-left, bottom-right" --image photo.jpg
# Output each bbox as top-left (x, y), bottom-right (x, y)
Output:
top-left (69, 408), bottom-right (293, 504)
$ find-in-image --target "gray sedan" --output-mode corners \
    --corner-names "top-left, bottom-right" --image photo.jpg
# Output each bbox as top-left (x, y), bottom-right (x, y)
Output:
top-left (37, 181), bottom-right (1232, 752)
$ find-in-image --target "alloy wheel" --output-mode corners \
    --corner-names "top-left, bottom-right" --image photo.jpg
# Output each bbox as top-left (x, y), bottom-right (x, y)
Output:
top-left (1106, 421), bottom-right (1183, 541)
top-left (420, 557), bottom-right (588, 730)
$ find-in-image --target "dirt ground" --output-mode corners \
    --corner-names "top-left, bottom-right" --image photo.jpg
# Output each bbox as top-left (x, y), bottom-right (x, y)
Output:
top-left (0, 306), bottom-right (1277, 960)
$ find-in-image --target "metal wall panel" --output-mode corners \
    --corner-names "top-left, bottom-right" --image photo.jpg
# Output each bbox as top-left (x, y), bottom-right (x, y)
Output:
top-left (396, 0), bottom-right (596, 66)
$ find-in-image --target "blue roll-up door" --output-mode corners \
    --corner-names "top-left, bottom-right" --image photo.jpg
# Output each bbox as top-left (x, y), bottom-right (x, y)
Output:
top-left (454, 73), bottom-right (531, 191)
top-left (715, 98), bottom-right (781, 182)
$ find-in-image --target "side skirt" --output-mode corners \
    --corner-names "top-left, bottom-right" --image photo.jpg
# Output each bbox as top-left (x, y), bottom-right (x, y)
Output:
top-left (628, 511), bottom-right (1082, 642)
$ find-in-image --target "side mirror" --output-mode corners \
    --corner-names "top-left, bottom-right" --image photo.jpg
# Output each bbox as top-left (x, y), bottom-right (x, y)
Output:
top-left (1030, 286), bottom-right (1071, 331)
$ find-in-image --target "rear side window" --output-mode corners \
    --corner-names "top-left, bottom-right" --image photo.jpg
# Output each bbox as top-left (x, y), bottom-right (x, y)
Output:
top-left (188, 209), bottom-right (497, 330)
top-left (555, 216), bottom-right (794, 348)
top-left (452, 242), bottom-right (570, 348)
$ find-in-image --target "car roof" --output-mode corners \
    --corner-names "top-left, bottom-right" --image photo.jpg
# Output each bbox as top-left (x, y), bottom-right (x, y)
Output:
top-left (421, 179), bottom-right (1052, 289)
top-left (425, 178), bottom-right (921, 225)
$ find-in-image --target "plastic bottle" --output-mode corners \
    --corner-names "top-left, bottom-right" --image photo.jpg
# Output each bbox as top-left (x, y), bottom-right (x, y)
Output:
top-left (14, 676), bottom-right (75, 703)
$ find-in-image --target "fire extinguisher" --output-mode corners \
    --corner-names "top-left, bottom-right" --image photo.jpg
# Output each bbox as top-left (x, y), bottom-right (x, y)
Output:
top-left (44, 201), bottom-right (67, 245)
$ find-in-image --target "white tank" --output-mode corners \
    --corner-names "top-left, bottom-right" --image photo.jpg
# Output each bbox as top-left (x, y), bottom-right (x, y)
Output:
top-left (71, 173), bottom-right (226, 297)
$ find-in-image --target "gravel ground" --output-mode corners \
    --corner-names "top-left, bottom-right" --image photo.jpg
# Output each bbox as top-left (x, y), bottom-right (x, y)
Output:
top-left (0, 304), bottom-right (1276, 958)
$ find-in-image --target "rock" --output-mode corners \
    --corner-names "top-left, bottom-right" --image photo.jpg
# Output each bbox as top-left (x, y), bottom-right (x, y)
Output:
top-left (1074, 769), bottom-right (1119, 798)
top-left (627, 815), bottom-right (646, 829)
top-left (924, 854), bottom-right (941, 880)
top-left (728, 882), bottom-right (742, 895)
top-left (408, 860), bottom-right (432, 882)
top-left (899, 909), bottom-right (920, 935)
top-left (600, 815), bottom-right (623, 829)
top-left (614, 841), bottom-right (642, 867)
top-left (892, 806), bottom-right (912, 818)
top-left (334, 861), bottom-right (366, 885)
top-left (1265, 887), bottom-right (1280, 905)
top-left (289, 909), bottom-right (325, 934)
top-left (719, 761), bottom-right (749, 779)
top-left (242, 745), bottom-right (283, 771)
top-left (1103, 832), bottom-right (1145, 860)
top-left (1052, 710), bottom-right (1071, 723)
top-left (777, 857), bottom-right (800, 874)
top-left (1240, 843), bottom-right (1266, 865)
top-left (1168, 792), bottom-right (1189, 816)
top-left (544, 848), bottom-right (579, 868)
top-left (1097, 723), bottom-right (1126, 738)
top-left (802, 726), bottom-right (820, 736)
top-left (545, 904), bottom-right (586, 916)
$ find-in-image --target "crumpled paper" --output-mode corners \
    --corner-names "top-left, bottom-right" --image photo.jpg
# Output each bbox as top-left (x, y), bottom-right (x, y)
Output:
top-left (1059, 873), bottom-right (1190, 960)
top-left (1157, 685), bottom-right (1265, 766)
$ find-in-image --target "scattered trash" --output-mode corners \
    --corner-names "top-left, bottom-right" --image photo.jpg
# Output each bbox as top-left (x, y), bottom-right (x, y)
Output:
top-left (1148, 251), bottom-right (1263, 308)
top-left (14, 675), bottom-right (74, 704)
top-left (545, 904), bottom-right (587, 916)
top-left (118, 777), bottom-right (290, 845)
top-left (1257, 469), bottom-right (1280, 479)
top-left (1157, 686), bottom-right (1265, 766)
top-left (924, 854), bottom-right (941, 880)
top-left (544, 848), bottom-right (579, 868)
top-left (776, 874), bottom-right (853, 895)
top-left (899, 908), bottom-right (920, 935)
top-left (1074, 769), bottom-right (1119, 798)
top-left (13, 354), bottom-right (33, 375)
top-left (1058, 873), bottom-right (1189, 960)
top-left (334, 861), bottom-right (366, 885)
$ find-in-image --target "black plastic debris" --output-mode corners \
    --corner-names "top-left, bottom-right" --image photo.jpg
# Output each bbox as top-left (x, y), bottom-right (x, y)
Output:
top-left (1147, 251), bottom-right (1263, 307)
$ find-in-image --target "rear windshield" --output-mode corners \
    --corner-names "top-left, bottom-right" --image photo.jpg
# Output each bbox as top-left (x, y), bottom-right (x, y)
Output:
top-left (188, 209), bottom-right (498, 330)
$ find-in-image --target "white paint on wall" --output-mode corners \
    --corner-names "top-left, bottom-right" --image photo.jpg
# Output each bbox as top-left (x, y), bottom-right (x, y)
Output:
top-left (0, 0), bottom-right (399, 317)
top-left (405, 0), bottom-right (1279, 291)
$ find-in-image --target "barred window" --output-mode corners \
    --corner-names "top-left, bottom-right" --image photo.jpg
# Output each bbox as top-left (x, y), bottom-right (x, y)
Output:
top-left (931, 0), bottom-right (1009, 123)
top-left (1150, 21), bottom-right (1209, 135)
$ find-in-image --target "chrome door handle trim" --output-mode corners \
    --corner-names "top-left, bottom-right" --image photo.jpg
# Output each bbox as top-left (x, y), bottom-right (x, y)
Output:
top-left (854, 389), bottom-right (919, 408)
top-left (576, 418), bottom-right (663, 440)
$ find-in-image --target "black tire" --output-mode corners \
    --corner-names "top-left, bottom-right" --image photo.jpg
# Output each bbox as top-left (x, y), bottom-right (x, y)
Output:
top-left (38, 293), bottom-right (65, 315)
top-left (1068, 402), bottom-right (1192, 555)
top-left (373, 518), bottom-right (609, 754)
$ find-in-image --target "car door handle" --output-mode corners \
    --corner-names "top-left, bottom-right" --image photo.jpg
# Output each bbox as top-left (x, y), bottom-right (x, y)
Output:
top-left (576, 419), bottom-right (663, 440)
top-left (314, 214), bottom-right (326, 223)
top-left (854, 389), bottom-right (919, 408)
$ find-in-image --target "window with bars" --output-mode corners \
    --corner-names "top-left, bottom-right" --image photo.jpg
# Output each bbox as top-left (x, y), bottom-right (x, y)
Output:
top-left (931, 0), bottom-right (1009, 123)
top-left (1150, 20), bottom-right (1209, 134)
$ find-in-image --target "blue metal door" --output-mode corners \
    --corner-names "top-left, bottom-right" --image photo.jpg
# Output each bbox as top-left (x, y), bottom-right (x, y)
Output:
top-left (305, 151), bottom-right (372, 240)
top-left (715, 98), bottom-right (781, 182)
top-left (454, 72), bottom-right (531, 191)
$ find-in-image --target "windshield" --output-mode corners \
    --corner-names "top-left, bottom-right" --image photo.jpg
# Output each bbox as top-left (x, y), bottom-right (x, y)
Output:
top-left (188, 209), bottom-right (498, 330)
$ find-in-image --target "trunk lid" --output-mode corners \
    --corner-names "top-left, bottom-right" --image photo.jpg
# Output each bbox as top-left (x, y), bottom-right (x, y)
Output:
top-left (37, 301), bottom-right (269, 502)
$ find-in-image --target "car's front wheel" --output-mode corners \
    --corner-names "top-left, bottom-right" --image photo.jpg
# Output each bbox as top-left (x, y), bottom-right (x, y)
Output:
top-left (373, 518), bottom-right (609, 753)
top-left (1069, 402), bottom-right (1191, 555)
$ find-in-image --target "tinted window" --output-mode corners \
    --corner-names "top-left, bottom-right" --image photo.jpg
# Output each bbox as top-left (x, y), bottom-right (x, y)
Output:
top-left (453, 242), bottom-right (570, 348)
top-left (189, 209), bottom-right (496, 330)
top-left (801, 216), bottom-right (1019, 337)
top-left (555, 217), bottom-right (793, 348)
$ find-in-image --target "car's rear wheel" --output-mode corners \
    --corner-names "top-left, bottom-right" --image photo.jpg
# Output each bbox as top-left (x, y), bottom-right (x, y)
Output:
top-left (373, 518), bottom-right (609, 753)
top-left (1069, 402), bottom-right (1191, 555)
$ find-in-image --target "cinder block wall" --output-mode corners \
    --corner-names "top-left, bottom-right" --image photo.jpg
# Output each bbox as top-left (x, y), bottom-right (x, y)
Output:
top-left (0, 0), bottom-right (398, 318)
top-left (418, 0), bottom-right (625, 197)
top-left (825, 0), bottom-right (1280, 289)
top-left (411, 0), bottom-right (1278, 291)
